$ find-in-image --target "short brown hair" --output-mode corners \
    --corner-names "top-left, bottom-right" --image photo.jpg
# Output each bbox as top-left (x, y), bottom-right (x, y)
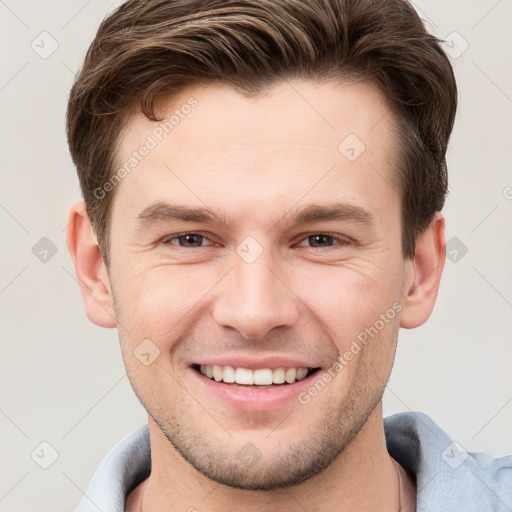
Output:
top-left (66, 0), bottom-right (457, 268)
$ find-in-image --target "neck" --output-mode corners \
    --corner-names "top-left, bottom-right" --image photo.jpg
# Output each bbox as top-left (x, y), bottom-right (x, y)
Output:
top-left (129, 403), bottom-right (404, 512)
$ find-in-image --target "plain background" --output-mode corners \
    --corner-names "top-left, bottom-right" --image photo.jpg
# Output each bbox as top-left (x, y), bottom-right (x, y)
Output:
top-left (1, 1), bottom-right (511, 510)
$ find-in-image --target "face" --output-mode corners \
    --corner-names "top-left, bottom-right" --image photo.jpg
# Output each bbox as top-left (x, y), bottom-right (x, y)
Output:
top-left (104, 79), bottom-right (414, 489)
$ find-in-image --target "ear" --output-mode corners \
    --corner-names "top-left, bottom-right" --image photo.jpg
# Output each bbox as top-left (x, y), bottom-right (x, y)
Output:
top-left (400, 212), bottom-right (446, 329)
top-left (66, 200), bottom-right (117, 328)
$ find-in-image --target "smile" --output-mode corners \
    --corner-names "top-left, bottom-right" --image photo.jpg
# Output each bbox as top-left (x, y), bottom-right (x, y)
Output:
top-left (192, 364), bottom-right (321, 387)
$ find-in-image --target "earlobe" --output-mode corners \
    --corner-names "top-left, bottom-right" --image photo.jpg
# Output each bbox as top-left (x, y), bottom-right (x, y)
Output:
top-left (66, 200), bottom-right (117, 328)
top-left (400, 212), bottom-right (446, 329)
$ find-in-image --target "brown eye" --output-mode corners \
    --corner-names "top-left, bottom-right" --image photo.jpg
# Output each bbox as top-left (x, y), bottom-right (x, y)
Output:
top-left (296, 233), bottom-right (350, 249)
top-left (163, 233), bottom-right (212, 247)
top-left (307, 234), bottom-right (335, 248)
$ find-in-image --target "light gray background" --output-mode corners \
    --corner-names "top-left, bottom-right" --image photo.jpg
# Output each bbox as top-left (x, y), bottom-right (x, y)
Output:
top-left (1, 1), bottom-right (511, 510)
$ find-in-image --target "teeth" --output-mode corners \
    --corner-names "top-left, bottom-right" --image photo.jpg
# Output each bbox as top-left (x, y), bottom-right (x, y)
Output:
top-left (285, 368), bottom-right (296, 383)
top-left (198, 365), bottom-right (312, 385)
top-left (253, 368), bottom-right (273, 385)
top-left (223, 365), bottom-right (235, 383)
top-left (273, 368), bottom-right (285, 384)
top-left (296, 368), bottom-right (308, 380)
top-left (235, 367), bottom-right (254, 385)
top-left (213, 365), bottom-right (223, 382)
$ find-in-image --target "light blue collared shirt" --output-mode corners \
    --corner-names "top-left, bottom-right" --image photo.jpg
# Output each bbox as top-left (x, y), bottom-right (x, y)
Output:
top-left (73, 411), bottom-right (512, 511)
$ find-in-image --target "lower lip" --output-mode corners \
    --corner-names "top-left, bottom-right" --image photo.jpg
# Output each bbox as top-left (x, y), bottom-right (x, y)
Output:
top-left (188, 367), bottom-right (319, 411)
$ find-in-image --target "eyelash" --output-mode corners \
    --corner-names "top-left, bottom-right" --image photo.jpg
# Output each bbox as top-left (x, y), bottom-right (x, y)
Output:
top-left (161, 232), bottom-right (351, 249)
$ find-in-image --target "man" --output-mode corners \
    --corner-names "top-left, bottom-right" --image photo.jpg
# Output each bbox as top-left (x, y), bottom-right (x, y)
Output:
top-left (65, 0), bottom-right (511, 511)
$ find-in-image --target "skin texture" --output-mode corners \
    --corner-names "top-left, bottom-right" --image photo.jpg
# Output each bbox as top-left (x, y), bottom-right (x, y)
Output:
top-left (67, 79), bottom-right (445, 511)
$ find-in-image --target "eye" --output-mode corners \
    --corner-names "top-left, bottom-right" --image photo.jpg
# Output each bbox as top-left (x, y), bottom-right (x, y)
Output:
top-left (162, 232), bottom-right (216, 248)
top-left (294, 233), bottom-right (350, 249)
top-left (160, 232), bottom-right (350, 250)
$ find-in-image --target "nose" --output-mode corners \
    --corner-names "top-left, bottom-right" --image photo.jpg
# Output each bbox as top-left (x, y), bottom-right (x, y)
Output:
top-left (212, 249), bottom-right (300, 340)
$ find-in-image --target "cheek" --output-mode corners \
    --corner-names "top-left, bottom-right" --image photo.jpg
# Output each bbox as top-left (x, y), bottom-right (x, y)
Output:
top-left (112, 246), bottom-right (404, 354)
top-left (290, 262), bottom-right (403, 388)
top-left (293, 260), bottom-right (403, 338)
top-left (113, 265), bottom-right (215, 344)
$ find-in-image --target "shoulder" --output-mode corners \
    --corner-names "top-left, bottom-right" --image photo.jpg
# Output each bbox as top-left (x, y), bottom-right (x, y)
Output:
top-left (384, 411), bottom-right (512, 512)
top-left (73, 424), bottom-right (151, 512)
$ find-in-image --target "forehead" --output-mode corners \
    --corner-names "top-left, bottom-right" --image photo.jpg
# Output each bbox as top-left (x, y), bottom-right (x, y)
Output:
top-left (111, 79), bottom-right (400, 232)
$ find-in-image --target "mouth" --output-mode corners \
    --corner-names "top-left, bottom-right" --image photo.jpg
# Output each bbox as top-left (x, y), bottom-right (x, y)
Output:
top-left (191, 363), bottom-right (322, 389)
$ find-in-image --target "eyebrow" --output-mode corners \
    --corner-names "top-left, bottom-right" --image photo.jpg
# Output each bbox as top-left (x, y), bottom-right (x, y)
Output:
top-left (134, 200), bottom-right (377, 230)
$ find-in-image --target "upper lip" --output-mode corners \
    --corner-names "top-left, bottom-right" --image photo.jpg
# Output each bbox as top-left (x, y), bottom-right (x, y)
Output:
top-left (191, 355), bottom-right (322, 370)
